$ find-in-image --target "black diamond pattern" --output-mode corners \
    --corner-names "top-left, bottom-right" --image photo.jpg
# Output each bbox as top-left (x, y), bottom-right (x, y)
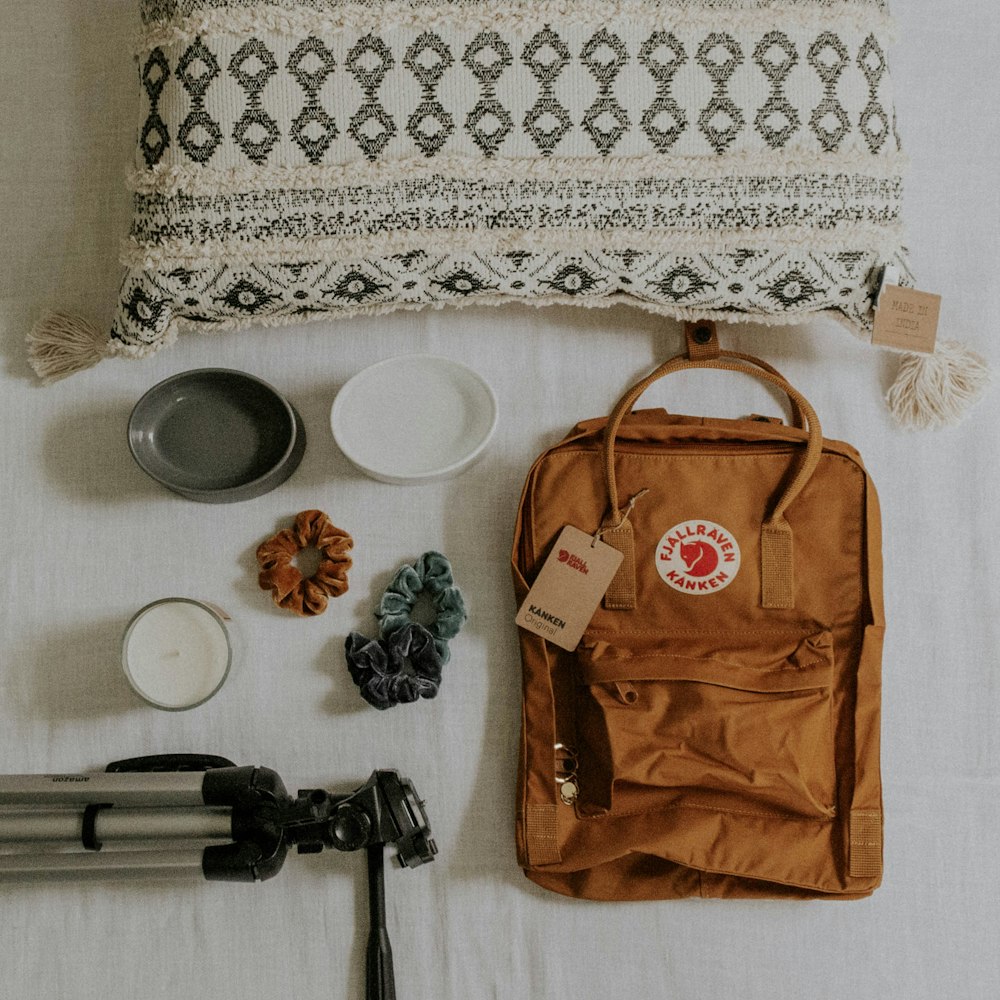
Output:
top-left (581, 30), bottom-right (629, 156)
top-left (698, 33), bottom-right (743, 83)
top-left (233, 109), bottom-right (281, 164)
top-left (859, 34), bottom-right (887, 89)
top-left (810, 98), bottom-right (850, 153)
top-left (142, 48), bottom-right (169, 103)
top-left (349, 103), bottom-right (397, 161)
top-left (464, 31), bottom-right (513, 85)
top-left (858, 34), bottom-right (889, 153)
top-left (229, 37), bottom-right (277, 92)
top-left (404, 32), bottom-right (452, 87)
top-left (639, 32), bottom-right (688, 152)
top-left (404, 33), bottom-right (455, 157)
top-left (177, 38), bottom-right (222, 163)
top-left (347, 35), bottom-right (396, 160)
top-left (754, 32), bottom-right (800, 148)
top-left (524, 99), bottom-right (573, 156)
top-left (178, 111), bottom-right (223, 164)
top-left (140, 49), bottom-right (171, 167)
top-left (583, 98), bottom-right (630, 156)
top-left (136, 27), bottom-right (902, 169)
top-left (291, 106), bottom-right (338, 163)
top-left (230, 40), bottom-right (280, 165)
top-left (289, 35), bottom-right (337, 92)
top-left (464, 32), bottom-right (514, 157)
top-left (346, 34), bottom-right (394, 93)
top-left (859, 101), bottom-right (890, 154)
top-left (289, 37), bottom-right (338, 164)
top-left (698, 95), bottom-right (744, 154)
top-left (755, 31), bottom-right (798, 81)
top-left (523, 27), bottom-right (571, 85)
top-left (466, 99), bottom-right (514, 157)
top-left (697, 34), bottom-right (745, 154)
top-left (809, 32), bottom-right (849, 85)
top-left (176, 37), bottom-right (220, 98)
top-left (523, 27), bottom-right (572, 156)
top-left (581, 29), bottom-right (628, 85)
top-left (809, 33), bottom-right (850, 151)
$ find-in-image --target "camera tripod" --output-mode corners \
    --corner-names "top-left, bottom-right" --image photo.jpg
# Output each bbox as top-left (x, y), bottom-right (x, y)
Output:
top-left (0, 755), bottom-right (436, 1000)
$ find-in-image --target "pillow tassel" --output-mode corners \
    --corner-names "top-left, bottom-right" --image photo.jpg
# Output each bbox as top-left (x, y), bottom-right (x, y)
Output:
top-left (886, 340), bottom-right (991, 430)
top-left (27, 311), bottom-right (110, 384)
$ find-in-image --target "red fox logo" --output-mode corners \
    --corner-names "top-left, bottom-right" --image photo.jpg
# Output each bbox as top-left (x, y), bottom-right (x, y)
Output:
top-left (656, 520), bottom-right (741, 595)
top-left (679, 540), bottom-right (719, 578)
top-left (557, 550), bottom-right (589, 575)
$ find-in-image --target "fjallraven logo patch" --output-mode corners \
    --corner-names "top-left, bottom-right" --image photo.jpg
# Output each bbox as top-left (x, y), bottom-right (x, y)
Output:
top-left (656, 520), bottom-right (741, 594)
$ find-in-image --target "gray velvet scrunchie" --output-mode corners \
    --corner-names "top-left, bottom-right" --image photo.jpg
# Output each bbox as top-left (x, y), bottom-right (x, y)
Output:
top-left (375, 552), bottom-right (467, 664)
top-left (345, 623), bottom-right (443, 711)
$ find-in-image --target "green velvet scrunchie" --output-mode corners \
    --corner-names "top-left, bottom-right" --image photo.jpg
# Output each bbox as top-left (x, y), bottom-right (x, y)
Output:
top-left (375, 552), bottom-right (466, 664)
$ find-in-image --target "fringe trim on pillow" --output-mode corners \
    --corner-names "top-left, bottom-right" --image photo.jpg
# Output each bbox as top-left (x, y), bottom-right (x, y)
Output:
top-left (120, 222), bottom-right (908, 270)
top-left (887, 341), bottom-right (991, 430)
top-left (26, 312), bottom-right (111, 384)
top-left (128, 149), bottom-right (910, 198)
top-left (135, 0), bottom-right (896, 53)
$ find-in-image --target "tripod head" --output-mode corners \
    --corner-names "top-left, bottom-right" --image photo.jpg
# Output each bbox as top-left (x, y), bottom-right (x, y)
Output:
top-left (283, 770), bottom-right (437, 868)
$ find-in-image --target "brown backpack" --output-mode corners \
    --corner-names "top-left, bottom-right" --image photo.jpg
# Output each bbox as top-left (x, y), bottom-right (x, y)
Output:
top-left (511, 325), bottom-right (885, 900)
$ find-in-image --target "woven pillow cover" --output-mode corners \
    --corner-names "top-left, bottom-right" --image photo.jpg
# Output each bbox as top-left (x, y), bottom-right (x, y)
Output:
top-left (28, 0), bottom-right (987, 425)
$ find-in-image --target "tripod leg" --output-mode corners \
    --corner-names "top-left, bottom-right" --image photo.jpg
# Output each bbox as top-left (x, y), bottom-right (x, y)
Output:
top-left (0, 850), bottom-right (206, 881)
top-left (0, 772), bottom-right (205, 807)
top-left (0, 807), bottom-right (232, 846)
top-left (365, 844), bottom-right (396, 1000)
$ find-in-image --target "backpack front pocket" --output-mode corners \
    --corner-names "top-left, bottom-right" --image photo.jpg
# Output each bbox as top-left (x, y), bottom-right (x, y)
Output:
top-left (574, 631), bottom-right (836, 821)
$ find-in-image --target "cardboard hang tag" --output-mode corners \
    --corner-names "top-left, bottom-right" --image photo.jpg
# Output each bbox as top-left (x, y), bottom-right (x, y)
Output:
top-left (515, 525), bottom-right (625, 652)
top-left (872, 284), bottom-right (941, 354)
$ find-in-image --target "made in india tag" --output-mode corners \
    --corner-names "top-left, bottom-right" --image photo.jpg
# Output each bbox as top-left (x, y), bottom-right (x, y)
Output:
top-left (515, 525), bottom-right (625, 652)
top-left (872, 284), bottom-right (941, 354)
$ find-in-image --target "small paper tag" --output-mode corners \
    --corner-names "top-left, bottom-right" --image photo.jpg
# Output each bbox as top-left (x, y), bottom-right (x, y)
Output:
top-left (872, 285), bottom-right (941, 354)
top-left (515, 525), bottom-right (625, 652)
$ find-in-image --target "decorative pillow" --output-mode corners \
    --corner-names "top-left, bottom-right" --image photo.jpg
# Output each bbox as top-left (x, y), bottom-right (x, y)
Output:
top-left (29, 0), bottom-right (988, 426)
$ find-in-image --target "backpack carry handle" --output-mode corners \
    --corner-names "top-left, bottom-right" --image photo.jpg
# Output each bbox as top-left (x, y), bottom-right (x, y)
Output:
top-left (601, 353), bottom-right (823, 610)
top-left (715, 351), bottom-right (808, 429)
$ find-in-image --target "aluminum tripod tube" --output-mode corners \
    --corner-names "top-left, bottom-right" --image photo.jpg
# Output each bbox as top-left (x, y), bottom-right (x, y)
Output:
top-left (0, 773), bottom-right (206, 807)
top-left (0, 807), bottom-right (233, 845)
top-left (0, 850), bottom-right (207, 882)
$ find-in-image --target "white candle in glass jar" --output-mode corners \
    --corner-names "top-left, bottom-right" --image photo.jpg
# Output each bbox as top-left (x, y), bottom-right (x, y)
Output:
top-left (122, 599), bottom-right (232, 710)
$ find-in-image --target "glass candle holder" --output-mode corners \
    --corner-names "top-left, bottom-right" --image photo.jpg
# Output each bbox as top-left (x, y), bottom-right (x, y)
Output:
top-left (122, 599), bottom-right (232, 710)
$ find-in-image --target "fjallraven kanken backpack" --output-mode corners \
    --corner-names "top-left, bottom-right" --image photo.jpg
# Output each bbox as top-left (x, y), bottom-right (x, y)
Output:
top-left (511, 325), bottom-right (884, 899)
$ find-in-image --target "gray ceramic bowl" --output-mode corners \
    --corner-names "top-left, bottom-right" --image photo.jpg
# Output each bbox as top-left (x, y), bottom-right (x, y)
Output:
top-left (128, 369), bottom-right (306, 503)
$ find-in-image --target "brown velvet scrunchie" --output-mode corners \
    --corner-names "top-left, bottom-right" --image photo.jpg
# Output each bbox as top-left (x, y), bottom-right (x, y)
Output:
top-left (256, 510), bottom-right (353, 617)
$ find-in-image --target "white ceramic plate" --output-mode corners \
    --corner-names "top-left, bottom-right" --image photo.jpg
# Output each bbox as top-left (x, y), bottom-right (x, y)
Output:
top-left (331, 355), bottom-right (498, 484)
